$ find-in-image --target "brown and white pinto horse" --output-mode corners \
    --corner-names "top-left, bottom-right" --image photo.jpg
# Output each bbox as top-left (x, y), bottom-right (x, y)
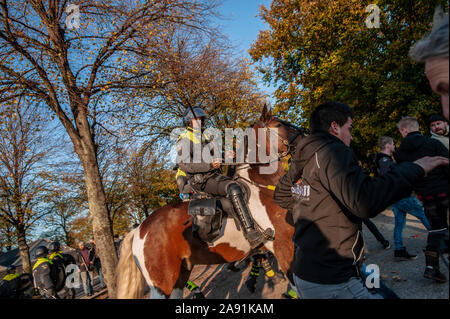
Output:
top-left (115, 107), bottom-right (305, 299)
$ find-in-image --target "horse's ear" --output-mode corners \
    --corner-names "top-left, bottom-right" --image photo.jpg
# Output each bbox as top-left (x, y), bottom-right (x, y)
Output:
top-left (260, 104), bottom-right (272, 122)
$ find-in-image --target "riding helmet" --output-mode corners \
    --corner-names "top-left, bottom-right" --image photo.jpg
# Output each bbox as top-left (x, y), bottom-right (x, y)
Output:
top-left (48, 241), bottom-right (61, 253)
top-left (183, 107), bottom-right (208, 125)
top-left (34, 246), bottom-right (49, 259)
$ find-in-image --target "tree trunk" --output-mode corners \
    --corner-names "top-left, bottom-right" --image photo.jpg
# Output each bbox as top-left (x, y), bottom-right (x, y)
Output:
top-left (16, 227), bottom-right (31, 274)
top-left (72, 113), bottom-right (118, 298)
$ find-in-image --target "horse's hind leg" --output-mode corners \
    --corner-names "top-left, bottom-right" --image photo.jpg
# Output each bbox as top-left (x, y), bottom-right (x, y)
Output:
top-left (169, 264), bottom-right (192, 299)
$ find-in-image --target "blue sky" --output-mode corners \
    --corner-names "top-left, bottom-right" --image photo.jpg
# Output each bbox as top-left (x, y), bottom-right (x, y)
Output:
top-left (216, 0), bottom-right (275, 100)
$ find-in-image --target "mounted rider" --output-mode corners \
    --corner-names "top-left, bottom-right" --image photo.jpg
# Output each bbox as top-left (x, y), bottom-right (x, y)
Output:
top-left (176, 106), bottom-right (270, 249)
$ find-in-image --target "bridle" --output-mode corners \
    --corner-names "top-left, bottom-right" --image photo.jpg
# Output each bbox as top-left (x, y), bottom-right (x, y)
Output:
top-left (233, 117), bottom-right (308, 190)
top-left (255, 117), bottom-right (308, 160)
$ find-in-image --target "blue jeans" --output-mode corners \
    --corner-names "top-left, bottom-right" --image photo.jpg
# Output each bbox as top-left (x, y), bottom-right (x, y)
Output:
top-left (391, 195), bottom-right (431, 250)
top-left (95, 263), bottom-right (105, 288)
top-left (79, 271), bottom-right (93, 295)
top-left (293, 274), bottom-right (383, 299)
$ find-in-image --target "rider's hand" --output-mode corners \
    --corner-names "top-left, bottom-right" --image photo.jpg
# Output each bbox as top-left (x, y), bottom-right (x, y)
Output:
top-left (212, 159), bottom-right (221, 169)
top-left (414, 156), bottom-right (449, 176)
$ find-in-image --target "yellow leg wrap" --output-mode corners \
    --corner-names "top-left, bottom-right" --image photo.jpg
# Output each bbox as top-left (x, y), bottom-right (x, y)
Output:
top-left (185, 280), bottom-right (199, 291)
top-left (287, 289), bottom-right (298, 299)
top-left (261, 258), bottom-right (274, 278)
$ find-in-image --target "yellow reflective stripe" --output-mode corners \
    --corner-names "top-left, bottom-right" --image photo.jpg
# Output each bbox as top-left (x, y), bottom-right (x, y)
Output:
top-left (49, 252), bottom-right (63, 260)
top-left (177, 129), bottom-right (201, 144)
top-left (175, 168), bottom-right (186, 179)
top-left (267, 185), bottom-right (276, 191)
top-left (32, 258), bottom-right (53, 271)
top-left (3, 273), bottom-right (19, 281)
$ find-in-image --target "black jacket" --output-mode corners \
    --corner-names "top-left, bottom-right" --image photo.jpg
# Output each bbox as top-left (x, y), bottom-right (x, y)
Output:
top-left (394, 131), bottom-right (449, 197)
top-left (274, 132), bottom-right (424, 284)
top-left (88, 244), bottom-right (101, 266)
top-left (32, 258), bottom-right (58, 298)
top-left (374, 153), bottom-right (396, 176)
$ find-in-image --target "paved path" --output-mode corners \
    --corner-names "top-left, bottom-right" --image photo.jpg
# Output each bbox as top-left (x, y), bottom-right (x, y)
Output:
top-left (183, 209), bottom-right (449, 299)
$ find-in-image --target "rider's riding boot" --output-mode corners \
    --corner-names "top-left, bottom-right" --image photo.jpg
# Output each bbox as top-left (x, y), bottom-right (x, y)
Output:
top-left (227, 183), bottom-right (267, 249)
top-left (424, 250), bottom-right (447, 283)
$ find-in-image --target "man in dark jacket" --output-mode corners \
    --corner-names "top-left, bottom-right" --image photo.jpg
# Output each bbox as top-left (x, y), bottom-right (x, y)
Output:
top-left (32, 246), bottom-right (59, 299)
top-left (75, 241), bottom-right (94, 296)
top-left (394, 116), bottom-right (449, 283)
top-left (274, 102), bottom-right (448, 299)
top-left (88, 238), bottom-right (105, 289)
top-left (375, 136), bottom-right (431, 261)
top-left (48, 241), bottom-right (76, 299)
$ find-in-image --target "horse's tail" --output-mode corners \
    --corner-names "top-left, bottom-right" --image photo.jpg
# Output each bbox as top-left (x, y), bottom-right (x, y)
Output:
top-left (115, 229), bottom-right (146, 299)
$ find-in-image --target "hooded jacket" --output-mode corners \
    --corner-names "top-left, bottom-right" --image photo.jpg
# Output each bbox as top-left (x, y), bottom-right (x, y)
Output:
top-left (274, 132), bottom-right (424, 284)
top-left (394, 131), bottom-right (448, 197)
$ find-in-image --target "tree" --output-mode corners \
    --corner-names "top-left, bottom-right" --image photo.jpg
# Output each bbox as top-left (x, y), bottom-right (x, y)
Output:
top-left (126, 143), bottom-right (180, 223)
top-left (0, 0), bottom-right (220, 295)
top-left (250, 0), bottom-right (448, 166)
top-left (45, 195), bottom-right (80, 246)
top-left (68, 215), bottom-right (93, 247)
top-left (0, 102), bottom-right (53, 272)
top-left (0, 215), bottom-right (15, 251)
top-left (120, 30), bottom-right (267, 140)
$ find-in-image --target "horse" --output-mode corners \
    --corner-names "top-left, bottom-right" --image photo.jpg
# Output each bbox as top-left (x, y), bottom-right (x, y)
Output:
top-left (115, 106), bottom-right (306, 299)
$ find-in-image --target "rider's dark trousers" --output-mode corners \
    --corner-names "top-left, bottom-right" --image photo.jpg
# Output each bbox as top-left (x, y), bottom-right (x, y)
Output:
top-left (193, 174), bottom-right (235, 197)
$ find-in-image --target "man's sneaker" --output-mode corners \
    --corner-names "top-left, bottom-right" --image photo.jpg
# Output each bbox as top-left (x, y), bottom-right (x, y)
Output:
top-left (394, 247), bottom-right (417, 261)
top-left (382, 240), bottom-right (391, 250)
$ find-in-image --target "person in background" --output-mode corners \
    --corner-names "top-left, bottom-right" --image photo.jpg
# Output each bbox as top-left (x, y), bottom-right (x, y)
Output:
top-left (88, 238), bottom-right (105, 290)
top-left (428, 114), bottom-right (449, 150)
top-left (0, 265), bottom-right (21, 298)
top-left (75, 241), bottom-right (94, 296)
top-left (375, 136), bottom-right (431, 261)
top-left (48, 241), bottom-right (76, 299)
top-left (409, 7), bottom-right (448, 121)
top-left (394, 116), bottom-right (448, 283)
top-left (32, 246), bottom-right (59, 299)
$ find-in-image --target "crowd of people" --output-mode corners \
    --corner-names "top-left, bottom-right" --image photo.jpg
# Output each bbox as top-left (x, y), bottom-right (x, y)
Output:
top-left (0, 236), bottom-right (125, 299)
top-left (270, 6), bottom-right (448, 299)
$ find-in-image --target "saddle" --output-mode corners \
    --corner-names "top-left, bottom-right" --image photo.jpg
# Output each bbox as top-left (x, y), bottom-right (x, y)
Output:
top-left (187, 181), bottom-right (250, 244)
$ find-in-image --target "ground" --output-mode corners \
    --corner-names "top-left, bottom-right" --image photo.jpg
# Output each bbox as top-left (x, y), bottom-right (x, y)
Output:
top-left (86, 209), bottom-right (448, 299)
top-left (182, 209), bottom-right (449, 299)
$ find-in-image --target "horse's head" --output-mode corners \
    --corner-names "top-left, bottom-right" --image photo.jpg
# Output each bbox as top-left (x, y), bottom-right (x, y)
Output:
top-left (251, 105), bottom-right (307, 164)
